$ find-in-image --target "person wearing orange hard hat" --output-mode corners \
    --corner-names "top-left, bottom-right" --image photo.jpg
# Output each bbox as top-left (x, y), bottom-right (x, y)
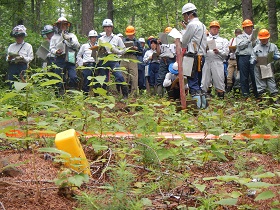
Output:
top-left (120, 25), bottom-right (143, 97)
top-left (201, 21), bottom-right (229, 99)
top-left (236, 19), bottom-right (258, 99)
top-left (250, 29), bottom-right (280, 98)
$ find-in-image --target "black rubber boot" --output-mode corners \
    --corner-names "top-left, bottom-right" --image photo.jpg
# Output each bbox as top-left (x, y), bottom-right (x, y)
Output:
top-left (121, 85), bottom-right (129, 99)
top-left (217, 91), bottom-right (224, 99)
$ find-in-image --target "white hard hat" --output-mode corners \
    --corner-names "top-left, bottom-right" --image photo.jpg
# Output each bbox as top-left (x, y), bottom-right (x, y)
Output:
top-left (173, 62), bottom-right (178, 70)
top-left (57, 17), bottom-right (68, 22)
top-left (102, 19), bottom-right (113, 27)
top-left (117, 33), bottom-right (123, 37)
top-left (88, 30), bottom-right (98, 37)
top-left (139, 38), bottom-right (145, 43)
top-left (182, 3), bottom-right (197, 14)
top-left (12, 25), bottom-right (27, 37)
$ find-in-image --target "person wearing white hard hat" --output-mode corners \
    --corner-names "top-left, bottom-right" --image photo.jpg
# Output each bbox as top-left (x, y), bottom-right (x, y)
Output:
top-left (163, 62), bottom-right (188, 100)
top-left (76, 30), bottom-right (99, 94)
top-left (6, 25), bottom-right (34, 89)
top-left (181, 3), bottom-right (208, 108)
top-left (39, 25), bottom-right (55, 66)
top-left (97, 19), bottom-right (128, 98)
top-left (49, 17), bottom-right (80, 95)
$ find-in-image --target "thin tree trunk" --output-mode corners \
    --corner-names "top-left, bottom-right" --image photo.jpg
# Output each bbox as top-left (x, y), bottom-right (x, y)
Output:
top-left (241, 0), bottom-right (253, 21)
top-left (268, 0), bottom-right (278, 42)
top-left (107, 0), bottom-right (113, 22)
top-left (81, 0), bottom-right (94, 36)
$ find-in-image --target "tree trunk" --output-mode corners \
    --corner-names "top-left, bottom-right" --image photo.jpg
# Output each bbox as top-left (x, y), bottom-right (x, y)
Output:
top-left (81, 0), bottom-right (94, 36)
top-left (107, 0), bottom-right (113, 22)
top-left (35, 0), bottom-right (41, 32)
top-left (241, 0), bottom-right (253, 21)
top-left (268, 0), bottom-right (278, 42)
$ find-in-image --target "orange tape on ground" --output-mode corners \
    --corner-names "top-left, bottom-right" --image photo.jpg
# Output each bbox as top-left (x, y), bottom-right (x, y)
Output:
top-left (5, 129), bottom-right (280, 140)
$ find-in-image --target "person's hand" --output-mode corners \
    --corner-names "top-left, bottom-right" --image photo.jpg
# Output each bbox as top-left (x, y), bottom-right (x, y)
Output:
top-left (213, 49), bottom-right (219, 54)
top-left (62, 31), bottom-right (71, 41)
top-left (56, 49), bottom-right (63, 55)
top-left (166, 73), bottom-right (172, 80)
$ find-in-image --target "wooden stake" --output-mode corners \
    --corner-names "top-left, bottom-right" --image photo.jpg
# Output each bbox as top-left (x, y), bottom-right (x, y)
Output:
top-left (175, 38), bottom-right (186, 109)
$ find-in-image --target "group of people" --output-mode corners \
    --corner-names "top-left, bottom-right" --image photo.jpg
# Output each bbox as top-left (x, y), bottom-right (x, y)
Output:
top-left (6, 2), bottom-right (280, 107)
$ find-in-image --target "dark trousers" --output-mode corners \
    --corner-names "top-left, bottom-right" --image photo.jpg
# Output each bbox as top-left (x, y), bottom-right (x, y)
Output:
top-left (238, 55), bottom-right (258, 97)
top-left (53, 56), bottom-right (78, 89)
top-left (156, 57), bottom-right (175, 86)
top-left (149, 62), bottom-right (159, 87)
top-left (8, 62), bottom-right (27, 89)
top-left (82, 62), bottom-right (96, 93)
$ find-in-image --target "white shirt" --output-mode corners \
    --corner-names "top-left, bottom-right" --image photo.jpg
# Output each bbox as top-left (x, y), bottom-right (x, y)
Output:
top-left (228, 37), bottom-right (237, 59)
top-left (49, 33), bottom-right (80, 57)
top-left (182, 17), bottom-right (207, 55)
top-left (159, 44), bottom-right (176, 58)
top-left (206, 34), bottom-right (229, 61)
top-left (76, 42), bottom-right (96, 65)
top-left (7, 41), bottom-right (34, 63)
top-left (143, 49), bottom-right (159, 63)
top-left (98, 33), bottom-right (125, 55)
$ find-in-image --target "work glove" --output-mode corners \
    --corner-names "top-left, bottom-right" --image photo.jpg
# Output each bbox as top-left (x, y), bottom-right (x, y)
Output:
top-left (165, 73), bottom-right (172, 80)
top-left (273, 55), bottom-right (280, 60)
top-left (62, 31), bottom-right (71, 41)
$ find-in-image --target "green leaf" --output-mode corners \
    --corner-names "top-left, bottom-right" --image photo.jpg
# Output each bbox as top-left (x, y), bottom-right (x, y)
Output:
top-left (245, 182), bottom-right (274, 189)
top-left (40, 79), bottom-right (61, 86)
top-left (141, 198), bottom-right (152, 206)
top-left (210, 144), bottom-right (228, 161)
top-left (92, 144), bottom-right (108, 153)
top-left (38, 147), bottom-right (71, 158)
top-left (215, 198), bottom-right (237, 205)
top-left (0, 92), bottom-right (18, 102)
top-left (230, 191), bottom-right (242, 198)
top-left (254, 172), bottom-right (275, 178)
top-left (14, 82), bottom-right (30, 91)
top-left (194, 183), bottom-right (206, 192)
top-left (68, 174), bottom-right (89, 187)
top-left (255, 190), bottom-right (275, 201)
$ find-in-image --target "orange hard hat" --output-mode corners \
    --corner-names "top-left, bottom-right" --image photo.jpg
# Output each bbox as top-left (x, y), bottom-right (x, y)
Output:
top-left (258, 29), bottom-right (270, 40)
top-left (164, 27), bottom-right (172, 33)
top-left (125, 25), bottom-right (135, 35)
top-left (242, 19), bottom-right (253, 28)
top-left (209, 21), bottom-right (220, 28)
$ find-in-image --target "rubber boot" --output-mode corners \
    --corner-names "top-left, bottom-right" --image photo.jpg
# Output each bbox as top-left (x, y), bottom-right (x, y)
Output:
top-left (149, 87), bottom-right (155, 96)
top-left (121, 85), bottom-right (129, 99)
top-left (156, 85), bottom-right (164, 97)
top-left (226, 85), bottom-right (232, 93)
top-left (217, 91), bottom-right (224, 99)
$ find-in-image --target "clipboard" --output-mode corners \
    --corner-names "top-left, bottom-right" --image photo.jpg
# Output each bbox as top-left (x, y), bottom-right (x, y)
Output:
top-left (36, 41), bottom-right (50, 60)
top-left (260, 63), bottom-right (273, 79)
top-left (182, 56), bottom-right (194, 76)
top-left (207, 39), bottom-right (216, 50)
top-left (124, 41), bottom-right (134, 48)
top-left (152, 52), bottom-right (159, 61)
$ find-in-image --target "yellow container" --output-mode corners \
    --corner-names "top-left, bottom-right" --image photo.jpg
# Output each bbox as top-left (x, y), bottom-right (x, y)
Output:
top-left (55, 129), bottom-right (90, 175)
